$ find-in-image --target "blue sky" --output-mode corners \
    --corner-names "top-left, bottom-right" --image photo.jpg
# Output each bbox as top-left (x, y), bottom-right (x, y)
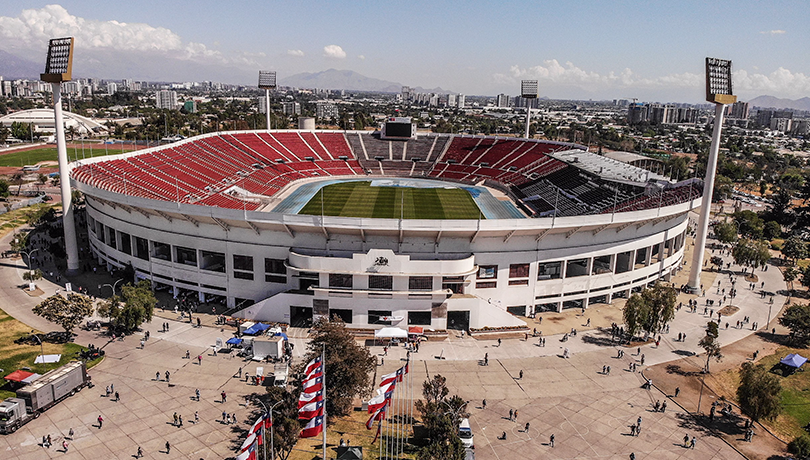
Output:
top-left (0, 1), bottom-right (808, 102)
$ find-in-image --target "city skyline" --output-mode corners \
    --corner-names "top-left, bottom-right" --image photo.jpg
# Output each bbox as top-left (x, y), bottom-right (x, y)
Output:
top-left (0, 1), bottom-right (808, 102)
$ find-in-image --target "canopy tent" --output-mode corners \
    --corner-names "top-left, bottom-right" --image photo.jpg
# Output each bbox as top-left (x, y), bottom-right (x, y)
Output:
top-left (274, 332), bottom-right (289, 340)
top-left (408, 326), bottom-right (424, 335)
top-left (243, 322), bottom-right (271, 335)
top-left (34, 354), bottom-right (61, 364)
top-left (781, 353), bottom-right (808, 368)
top-left (226, 337), bottom-right (243, 346)
top-left (374, 327), bottom-right (408, 339)
top-left (4, 370), bottom-right (34, 382)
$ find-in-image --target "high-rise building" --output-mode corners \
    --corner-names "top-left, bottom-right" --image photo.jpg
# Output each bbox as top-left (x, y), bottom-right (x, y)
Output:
top-left (316, 101), bottom-right (338, 119)
top-left (282, 101), bottom-right (301, 115)
top-left (401, 86), bottom-right (411, 103)
top-left (496, 94), bottom-right (511, 108)
top-left (457, 94), bottom-right (466, 108)
top-left (156, 90), bottom-right (178, 110)
top-left (447, 94), bottom-right (456, 108)
top-left (728, 101), bottom-right (749, 119)
top-left (627, 103), bottom-right (648, 124)
top-left (107, 82), bottom-right (118, 95)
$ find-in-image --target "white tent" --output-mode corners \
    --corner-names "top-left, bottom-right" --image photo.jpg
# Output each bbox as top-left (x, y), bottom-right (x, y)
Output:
top-left (374, 327), bottom-right (408, 339)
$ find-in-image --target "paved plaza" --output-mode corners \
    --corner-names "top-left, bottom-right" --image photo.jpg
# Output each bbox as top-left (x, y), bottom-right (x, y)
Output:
top-left (0, 219), bottom-right (789, 459)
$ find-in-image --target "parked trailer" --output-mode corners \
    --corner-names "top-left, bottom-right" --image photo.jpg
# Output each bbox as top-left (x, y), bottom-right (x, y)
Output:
top-left (0, 361), bottom-right (88, 434)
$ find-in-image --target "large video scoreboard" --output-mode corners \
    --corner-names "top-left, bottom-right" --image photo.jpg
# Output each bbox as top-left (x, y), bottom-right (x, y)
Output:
top-left (381, 117), bottom-right (415, 140)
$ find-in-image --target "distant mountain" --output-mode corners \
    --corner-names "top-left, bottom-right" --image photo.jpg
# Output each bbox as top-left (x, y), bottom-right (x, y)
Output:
top-left (281, 69), bottom-right (402, 93)
top-left (0, 50), bottom-right (41, 79)
top-left (280, 69), bottom-right (455, 94)
top-left (748, 95), bottom-right (810, 112)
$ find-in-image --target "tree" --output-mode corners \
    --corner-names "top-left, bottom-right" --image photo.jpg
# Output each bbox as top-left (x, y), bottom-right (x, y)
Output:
top-left (0, 179), bottom-right (9, 198)
top-left (732, 239), bottom-right (771, 273)
top-left (698, 321), bottom-right (722, 372)
top-left (779, 303), bottom-right (810, 346)
top-left (415, 375), bottom-right (467, 460)
top-left (784, 267), bottom-right (800, 293)
top-left (299, 316), bottom-right (376, 418)
top-left (733, 210), bottom-right (763, 240)
top-left (257, 387), bottom-right (300, 460)
top-left (737, 361), bottom-right (782, 422)
top-left (782, 236), bottom-right (808, 266)
top-left (763, 221), bottom-right (782, 240)
top-left (102, 280), bottom-right (157, 333)
top-left (32, 293), bottom-right (94, 335)
top-left (22, 268), bottom-right (43, 282)
top-left (710, 256), bottom-right (724, 271)
top-left (713, 221), bottom-right (738, 245)
top-left (622, 283), bottom-right (677, 340)
top-left (788, 435), bottom-right (810, 459)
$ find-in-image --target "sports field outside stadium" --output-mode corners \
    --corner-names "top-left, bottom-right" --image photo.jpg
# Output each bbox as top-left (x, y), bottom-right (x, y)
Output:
top-left (298, 181), bottom-right (483, 219)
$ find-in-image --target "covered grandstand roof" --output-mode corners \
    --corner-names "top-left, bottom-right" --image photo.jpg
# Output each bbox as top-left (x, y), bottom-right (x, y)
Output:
top-left (548, 149), bottom-right (667, 185)
top-left (0, 108), bottom-right (108, 135)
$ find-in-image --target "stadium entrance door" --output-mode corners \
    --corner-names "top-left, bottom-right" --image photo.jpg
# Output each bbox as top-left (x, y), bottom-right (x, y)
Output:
top-left (290, 306), bottom-right (313, 328)
top-left (447, 311), bottom-right (470, 331)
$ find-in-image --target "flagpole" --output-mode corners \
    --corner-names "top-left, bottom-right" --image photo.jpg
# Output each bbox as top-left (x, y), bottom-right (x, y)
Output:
top-left (322, 343), bottom-right (327, 460)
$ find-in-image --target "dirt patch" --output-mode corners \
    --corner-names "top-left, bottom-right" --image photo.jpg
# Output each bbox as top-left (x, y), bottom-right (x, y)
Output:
top-left (546, 316), bottom-right (566, 323)
top-left (718, 305), bottom-right (740, 316)
top-left (746, 274), bottom-right (759, 283)
top-left (23, 287), bottom-right (45, 297)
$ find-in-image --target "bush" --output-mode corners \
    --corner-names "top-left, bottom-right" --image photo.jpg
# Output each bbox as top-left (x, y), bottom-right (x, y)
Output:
top-left (788, 435), bottom-right (810, 459)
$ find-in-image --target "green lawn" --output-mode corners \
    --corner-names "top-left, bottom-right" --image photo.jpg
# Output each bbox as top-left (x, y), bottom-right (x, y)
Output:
top-left (298, 181), bottom-right (483, 219)
top-left (0, 146), bottom-right (134, 167)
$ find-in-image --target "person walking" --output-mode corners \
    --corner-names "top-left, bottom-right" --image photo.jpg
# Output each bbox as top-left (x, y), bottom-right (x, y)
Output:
top-left (674, 387), bottom-right (680, 397)
top-left (482, 399), bottom-right (487, 410)
top-left (514, 409), bottom-right (518, 421)
top-left (97, 415), bottom-right (103, 429)
top-left (549, 433), bottom-right (555, 447)
top-left (47, 434), bottom-right (52, 447)
top-left (683, 434), bottom-right (689, 448)
top-left (62, 440), bottom-right (69, 452)
top-left (136, 446), bottom-right (143, 458)
top-left (221, 391), bottom-right (227, 403)
top-left (629, 453), bottom-right (635, 460)
top-left (194, 411), bottom-right (199, 424)
top-left (198, 355), bottom-right (202, 365)
top-left (661, 401), bottom-right (667, 413)
top-left (509, 409), bottom-right (513, 421)
top-left (196, 389), bottom-right (200, 401)
top-left (178, 414), bottom-right (183, 427)
top-left (68, 428), bottom-right (74, 440)
top-left (165, 371), bottom-right (170, 382)
top-left (690, 436), bottom-right (696, 449)
top-left (173, 412), bottom-right (178, 426)
top-left (156, 371), bottom-right (160, 381)
top-left (525, 422), bottom-right (530, 432)
top-left (165, 441), bottom-right (171, 454)
top-left (630, 424), bottom-right (636, 436)
top-left (115, 391), bottom-right (120, 402)
top-left (519, 370), bottom-right (523, 379)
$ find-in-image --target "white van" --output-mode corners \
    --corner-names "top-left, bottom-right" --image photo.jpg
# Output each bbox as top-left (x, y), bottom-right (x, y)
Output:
top-left (459, 418), bottom-right (474, 448)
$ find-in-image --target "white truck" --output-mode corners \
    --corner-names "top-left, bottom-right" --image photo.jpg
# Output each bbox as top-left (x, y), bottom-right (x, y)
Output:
top-left (0, 361), bottom-right (89, 434)
top-left (251, 336), bottom-right (285, 361)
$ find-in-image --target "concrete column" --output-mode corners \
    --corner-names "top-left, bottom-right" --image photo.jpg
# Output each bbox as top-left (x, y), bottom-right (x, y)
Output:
top-left (265, 89), bottom-right (271, 130)
top-left (688, 103), bottom-right (726, 292)
top-left (52, 83), bottom-right (80, 275)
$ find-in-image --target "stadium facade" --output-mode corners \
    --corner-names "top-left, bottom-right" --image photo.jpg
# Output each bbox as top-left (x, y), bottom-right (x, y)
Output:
top-left (71, 130), bottom-right (700, 330)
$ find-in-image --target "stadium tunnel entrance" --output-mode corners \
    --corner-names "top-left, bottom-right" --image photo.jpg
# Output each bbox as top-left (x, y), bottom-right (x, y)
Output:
top-left (447, 311), bottom-right (470, 331)
top-left (290, 306), bottom-right (313, 328)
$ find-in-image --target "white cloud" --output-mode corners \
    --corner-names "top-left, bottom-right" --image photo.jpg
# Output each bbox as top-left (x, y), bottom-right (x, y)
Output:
top-left (357, 55), bottom-right (365, 60)
top-left (760, 29), bottom-right (786, 35)
top-left (287, 49), bottom-right (304, 57)
top-left (323, 44), bottom-right (346, 59)
top-left (497, 60), bottom-right (810, 99)
top-left (0, 5), bottom-right (256, 67)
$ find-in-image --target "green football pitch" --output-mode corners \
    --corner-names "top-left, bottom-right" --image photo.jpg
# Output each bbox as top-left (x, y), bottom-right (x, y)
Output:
top-left (298, 181), bottom-right (483, 219)
top-left (0, 146), bottom-right (134, 167)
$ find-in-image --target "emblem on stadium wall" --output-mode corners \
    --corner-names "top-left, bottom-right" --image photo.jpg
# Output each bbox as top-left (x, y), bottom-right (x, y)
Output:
top-left (374, 257), bottom-right (389, 266)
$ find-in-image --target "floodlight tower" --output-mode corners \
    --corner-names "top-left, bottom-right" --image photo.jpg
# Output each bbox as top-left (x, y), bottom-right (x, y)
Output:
top-left (521, 80), bottom-right (538, 139)
top-left (258, 71), bottom-right (277, 130)
top-left (687, 58), bottom-right (737, 293)
top-left (41, 37), bottom-right (80, 275)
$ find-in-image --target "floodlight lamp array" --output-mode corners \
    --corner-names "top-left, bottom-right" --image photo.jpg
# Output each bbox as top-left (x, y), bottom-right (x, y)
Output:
top-left (258, 70), bottom-right (277, 89)
top-left (521, 80), bottom-right (538, 99)
top-left (705, 57), bottom-right (736, 104)
top-left (41, 37), bottom-right (74, 83)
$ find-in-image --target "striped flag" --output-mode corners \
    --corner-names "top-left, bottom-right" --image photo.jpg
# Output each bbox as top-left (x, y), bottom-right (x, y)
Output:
top-left (304, 356), bottom-right (322, 376)
top-left (298, 389), bottom-right (323, 409)
top-left (377, 378), bottom-right (397, 395)
top-left (248, 413), bottom-right (271, 435)
top-left (303, 365), bottom-right (323, 382)
top-left (379, 370), bottom-right (399, 387)
top-left (371, 418), bottom-right (383, 444)
top-left (240, 432), bottom-right (260, 453)
top-left (298, 399), bottom-right (325, 420)
top-left (368, 386), bottom-right (395, 413)
top-left (302, 376), bottom-right (323, 394)
top-left (300, 415), bottom-right (325, 438)
top-left (366, 401), bottom-right (388, 429)
top-left (235, 439), bottom-right (257, 460)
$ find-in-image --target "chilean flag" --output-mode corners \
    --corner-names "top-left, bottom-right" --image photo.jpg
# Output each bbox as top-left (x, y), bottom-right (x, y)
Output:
top-left (298, 390), bottom-right (323, 409)
top-left (303, 365), bottom-right (323, 382)
top-left (302, 376), bottom-right (323, 394)
top-left (372, 419), bottom-right (383, 444)
top-left (298, 399), bottom-right (325, 420)
top-left (366, 401), bottom-right (388, 429)
top-left (377, 378), bottom-right (397, 395)
top-left (304, 356), bottom-right (322, 376)
top-left (235, 439), bottom-right (257, 460)
top-left (300, 415), bottom-right (324, 438)
top-left (367, 388), bottom-right (394, 413)
top-left (399, 362), bottom-right (409, 382)
top-left (249, 413), bottom-right (271, 435)
top-left (379, 370), bottom-right (399, 387)
top-left (240, 432), bottom-right (260, 453)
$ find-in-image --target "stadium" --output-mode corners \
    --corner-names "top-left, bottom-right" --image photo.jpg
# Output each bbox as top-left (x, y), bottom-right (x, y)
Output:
top-left (70, 119), bottom-right (701, 330)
